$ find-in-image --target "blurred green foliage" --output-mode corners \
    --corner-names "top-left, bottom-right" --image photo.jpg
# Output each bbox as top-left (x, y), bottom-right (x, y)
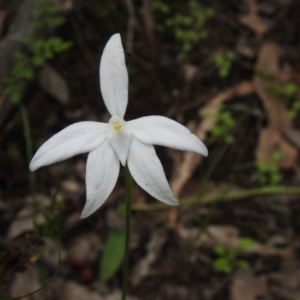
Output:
top-left (214, 51), bottom-right (235, 78)
top-left (213, 238), bottom-right (255, 273)
top-left (280, 82), bottom-right (298, 97)
top-left (210, 105), bottom-right (236, 144)
top-left (272, 82), bottom-right (300, 120)
top-left (2, 0), bottom-right (72, 104)
top-left (100, 203), bottom-right (126, 282)
top-left (152, 0), bottom-right (214, 60)
top-left (2, 52), bottom-right (33, 104)
top-left (281, 83), bottom-right (300, 120)
top-left (255, 151), bottom-right (282, 186)
top-left (31, 0), bottom-right (65, 28)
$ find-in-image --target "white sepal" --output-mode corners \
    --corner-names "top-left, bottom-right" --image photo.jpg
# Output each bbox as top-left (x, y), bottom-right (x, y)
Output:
top-left (29, 122), bottom-right (109, 171)
top-left (128, 138), bottom-right (178, 206)
top-left (100, 33), bottom-right (128, 117)
top-left (127, 116), bottom-right (208, 156)
top-left (81, 140), bottom-right (120, 218)
top-left (108, 127), bottom-right (131, 166)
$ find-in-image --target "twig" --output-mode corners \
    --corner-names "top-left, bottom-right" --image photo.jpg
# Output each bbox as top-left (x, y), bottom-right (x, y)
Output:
top-left (125, 0), bottom-right (135, 52)
top-left (132, 186), bottom-right (300, 211)
top-left (142, 0), bottom-right (156, 56)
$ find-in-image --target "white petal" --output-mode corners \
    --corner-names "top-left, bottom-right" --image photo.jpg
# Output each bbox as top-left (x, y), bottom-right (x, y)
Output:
top-left (100, 33), bottom-right (128, 117)
top-left (108, 127), bottom-right (131, 166)
top-left (127, 116), bottom-right (208, 156)
top-left (81, 140), bottom-right (120, 218)
top-left (128, 138), bottom-right (178, 206)
top-left (30, 122), bottom-right (109, 171)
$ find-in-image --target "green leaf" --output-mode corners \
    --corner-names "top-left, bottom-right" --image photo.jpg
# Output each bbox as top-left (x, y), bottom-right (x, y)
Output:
top-left (32, 56), bottom-right (44, 66)
top-left (116, 203), bottom-right (126, 217)
top-left (225, 135), bottom-right (234, 144)
top-left (238, 238), bottom-right (255, 249)
top-left (213, 258), bottom-right (231, 273)
top-left (282, 83), bottom-right (297, 97)
top-left (21, 67), bottom-right (34, 79)
top-left (100, 230), bottom-right (125, 282)
top-left (287, 110), bottom-right (296, 120)
top-left (293, 99), bottom-right (300, 110)
top-left (214, 245), bottom-right (226, 256)
top-left (271, 150), bottom-right (281, 162)
top-left (10, 90), bottom-right (22, 104)
top-left (237, 260), bottom-right (250, 270)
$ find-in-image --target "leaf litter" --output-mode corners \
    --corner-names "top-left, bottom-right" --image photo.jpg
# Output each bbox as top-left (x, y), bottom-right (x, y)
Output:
top-left (1, 1), bottom-right (300, 300)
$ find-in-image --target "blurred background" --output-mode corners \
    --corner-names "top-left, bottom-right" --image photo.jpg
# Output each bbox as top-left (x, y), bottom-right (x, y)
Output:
top-left (1, 0), bottom-right (300, 299)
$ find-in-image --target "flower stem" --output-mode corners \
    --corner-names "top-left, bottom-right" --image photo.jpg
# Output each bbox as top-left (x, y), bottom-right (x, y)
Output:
top-left (122, 164), bottom-right (133, 300)
top-left (19, 102), bottom-right (38, 216)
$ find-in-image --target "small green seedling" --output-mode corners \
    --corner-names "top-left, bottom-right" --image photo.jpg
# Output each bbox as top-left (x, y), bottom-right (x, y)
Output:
top-left (214, 51), bottom-right (235, 78)
top-left (255, 151), bottom-right (282, 186)
top-left (272, 82), bottom-right (300, 120)
top-left (213, 238), bottom-right (255, 273)
top-left (152, 0), bottom-right (214, 60)
top-left (210, 105), bottom-right (236, 144)
top-left (2, 0), bottom-right (72, 105)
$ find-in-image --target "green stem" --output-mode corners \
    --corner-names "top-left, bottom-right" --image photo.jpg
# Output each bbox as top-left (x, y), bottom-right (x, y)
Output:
top-left (19, 102), bottom-right (37, 216)
top-left (122, 164), bottom-right (133, 300)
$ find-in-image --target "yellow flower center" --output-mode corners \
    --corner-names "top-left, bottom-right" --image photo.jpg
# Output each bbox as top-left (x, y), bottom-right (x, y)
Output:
top-left (109, 115), bottom-right (125, 131)
top-left (113, 124), bottom-right (122, 130)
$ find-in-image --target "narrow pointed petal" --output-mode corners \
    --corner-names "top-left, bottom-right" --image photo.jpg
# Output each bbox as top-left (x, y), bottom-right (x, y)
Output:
top-left (100, 33), bottom-right (128, 117)
top-left (81, 140), bottom-right (120, 218)
top-left (108, 127), bottom-right (131, 166)
top-left (128, 138), bottom-right (178, 206)
top-left (30, 122), bottom-right (109, 171)
top-left (127, 116), bottom-right (208, 156)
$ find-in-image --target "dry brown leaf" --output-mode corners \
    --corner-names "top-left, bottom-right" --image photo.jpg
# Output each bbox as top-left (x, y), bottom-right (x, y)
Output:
top-left (238, 0), bottom-right (269, 42)
top-left (105, 291), bottom-right (138, 300)
top-left (168, 81), bottom-right (254, 227)
top-left (43, 239), bottom-right (66, 267)
top-left (6, 195), bottom-right (64, 239)
top-left (39, 64), bottom-right (69, 104)
top-left (254, 42), bottom-right (298, 168)
top-left (131, 231), bottom-right (166, 286)
top-left (231, 270), bottom-right (268, 300)
top-left (68, 233), bottom-right (101, 262)
top-left (282, 126), bottom-right (300, 150)
top-left (62, 281), bottom-right (104, 300)
top-left (182, 63), bottom-right (198, 82)
top-left (178, 225), bottom-right (278, 256)
top-left (269, 247), bottom-right (300, 300)
top-left (61, 177), bottom-right (81, 193)
top-left (236, 37), bottom-right (256, 58)
top-left (9, 265), bottom-right (41, 300)
top-left (6, 204), bottom-right (46, 239)
top-left (58, 0), bottom-right (74, 11)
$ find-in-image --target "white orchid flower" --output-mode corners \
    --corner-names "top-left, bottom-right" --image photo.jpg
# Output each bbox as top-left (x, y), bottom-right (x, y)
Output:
top-left (30, 33), bottom-right (208, 218)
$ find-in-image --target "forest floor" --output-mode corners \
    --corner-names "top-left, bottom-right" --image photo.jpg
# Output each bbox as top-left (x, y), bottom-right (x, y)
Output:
top-left (1, 0), bottom-right (300, 299)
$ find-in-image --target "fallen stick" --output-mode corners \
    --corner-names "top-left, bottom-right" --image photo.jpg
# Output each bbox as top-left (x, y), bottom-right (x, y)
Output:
top-left (132, 185), bottom-right (300, 211)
